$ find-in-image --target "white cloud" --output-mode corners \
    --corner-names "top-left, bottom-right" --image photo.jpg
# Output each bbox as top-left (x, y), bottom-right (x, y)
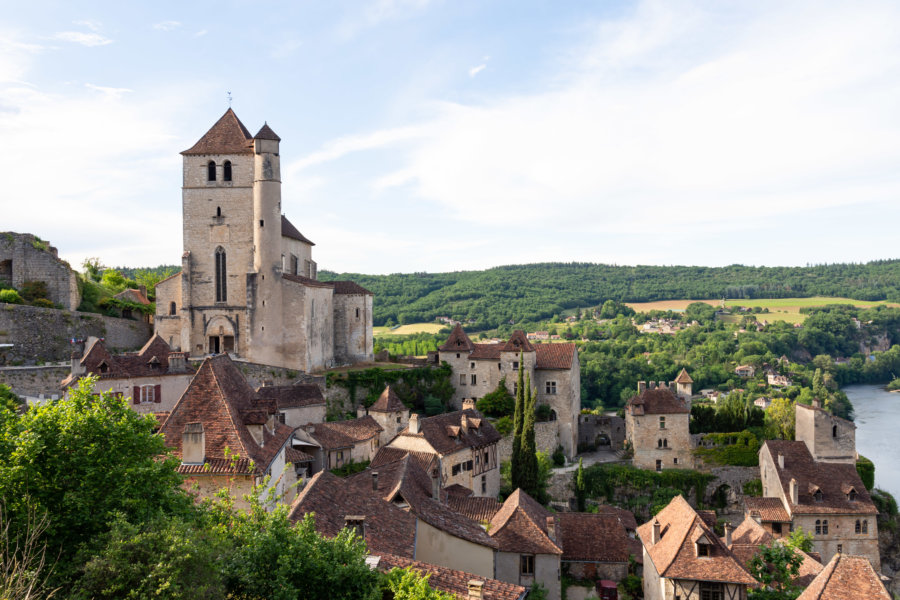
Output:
top-left (153, 21), bottom-right (182, 32)
top-left (286, 125), bottom-right (427, 174)
top-left (337, 0), bottom-right (435, 39)
top-left (73, 20), bottom-right (101, 32)
top-left (0, 34), bottom-right (44, 83)
top-left (84, 83), bottom-right (133, 100)
top-left (194, 29), bottom-right (208, 37)
top-left (53, 31), bottom-right (112, 46)
top-left (468, 64), bottom-right (486, 77)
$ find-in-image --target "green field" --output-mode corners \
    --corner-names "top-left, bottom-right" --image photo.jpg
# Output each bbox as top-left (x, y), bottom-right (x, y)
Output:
top-left (373, 322), bottom-right (448, 336)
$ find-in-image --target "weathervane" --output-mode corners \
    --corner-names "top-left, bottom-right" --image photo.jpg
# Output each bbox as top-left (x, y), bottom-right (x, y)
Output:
top-left (227, 91), bottom-right (232, 108)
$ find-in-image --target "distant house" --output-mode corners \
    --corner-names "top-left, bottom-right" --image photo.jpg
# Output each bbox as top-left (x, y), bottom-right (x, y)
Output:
top-left (357, 385), bottom-right (411, 446)
top-left (110, 286), bottom-right (152, 322)
top-left (754, 397), bottom-right (772, 410)
top-left (735, 365), bottom-right (756, 378)
top-left (625, 377), bottom-right (693, 471)
top-left (256, 383), bottom-right (326, 428)
top-left (767, 373), bottom-right (792, 387)
top-left (304, 416), bottom-right (383, 471)
top-left (372, 554), bottom-right (526, 600)
top-left (526, 331), bottom-right (550, 341)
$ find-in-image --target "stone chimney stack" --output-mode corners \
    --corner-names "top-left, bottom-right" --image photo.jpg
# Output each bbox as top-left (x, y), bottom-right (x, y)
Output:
top-left (70, 351), bottom-right (85, 377)
top-left (467, 581), bottom-right (485, 600)
top-left (431, 465), bottom-right (441, 502)
top-left (409, 413), bottom-right (420, 434)
top-left (461, 414), bottom-right (468, 432)
top-left (546, 516), bottom-right (556, 541)
top-left (658, 381), bottom-right (665, 390)
top-left (652, 520), bottom-right (661, 545)
top-left (139, 285), bottom-right (147, 299)
top-left (168, 352), bottom-right (188, 373)
top-left (724, 523), bottom-right (732, 547)
top-left (638, 381), bottom-right (646, 393)
top-left (789, 478), bottom-right (799, 505)
top-left (778, 454), bottom-right (785, 470)
top-left (462, 398), bottom-right (476, 412)
top-left (182, 422), bottom-right (205, 464)
top-left (812, 398), bottom-right (822, 409)
top-left (372, 471), bottom-right (379, 491)
top-left (648, 381), bottom-right (656, 390)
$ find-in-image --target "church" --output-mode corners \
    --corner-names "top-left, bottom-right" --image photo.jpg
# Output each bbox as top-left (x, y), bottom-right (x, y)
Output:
top-left (155, 109), bottom-right (373, 372)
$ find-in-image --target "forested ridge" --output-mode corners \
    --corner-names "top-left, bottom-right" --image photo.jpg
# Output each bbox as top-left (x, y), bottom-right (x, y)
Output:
top-left (320, 260), bottom-right (900, 328)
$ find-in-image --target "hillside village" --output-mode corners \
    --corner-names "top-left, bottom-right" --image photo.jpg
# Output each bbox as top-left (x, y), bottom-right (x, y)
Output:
top-left (1, 110), bottom-right (898, 600)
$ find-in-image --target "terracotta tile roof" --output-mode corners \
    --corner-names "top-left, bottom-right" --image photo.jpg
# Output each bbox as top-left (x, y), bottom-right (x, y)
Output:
top-left (534, 343), bottom-right (576, 370)
top-left (728, 516), bottom-right (823, 587)
top-left (113, 288), bottom-right (150, 305)
top-left (696, 510), bottom-right (718, 529)
top-left (439, 325), bottom-right (475, 352)
top-left (288, 471), bottom-right (416, 558)
top-left (762, 440), bottom-right (877, 516)
top-left (370, 446), bottom-right (436, 473)
top-left (489, 489), bottom-right (562, 555)
top-left (67, 334), bottom-right (195, 385)
top-left (795, 403), bottom-right (856, 429)
top-left (675, 368), bottom-right (694, 384)
top-left (637, 495), bottom-right (756, 585)
top-left (397, 410), bottom-right (501, 456)
top-left (796, 553), bottom-right (890, 600)
top-left (469, 344), bottom-right (503, 360)
top-left (447, 495), bottom-right (502, 523)
top-left (744, 497), bottom-right (791, 522)
top-left (501, 330), bottom-right (535, 353)
top-left (369, 385), bottom-right (406, 413)
top-left (256, 384), bottom-right (325, 408)
top-left (627, 388), bottom-right (689, 415)
top-left (326, 280), bottom-right (373, 295)
top-left (159, 354), bottom-right (294, 475)
top-left (594, 505), bottom-right (639, 531)
top-left (558, 513), bottom-right (630, 563)
top-left (285, 447), bottom-right (314, 463)
top-left (306, 416), bottom-right (382, 450)
top-left (182, 109), bottom-right (254, 155)
top-left (444, 484), bottom-right (473, 497)
top-left (375, 553), bottom-right (527, 600)
top-left (280, 215), bottom-right (314, 245)
top-left (176, 457), bottom-right (255, 475)
top-left (282, 273), bottom-right (334, 288)
top-left (254, 122), bottom-right (280, 141)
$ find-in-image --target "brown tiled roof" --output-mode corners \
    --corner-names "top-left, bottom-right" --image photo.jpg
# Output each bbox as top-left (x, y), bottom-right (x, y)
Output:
top-left (376, 553), bottom-right (527, 600)
top-left (469, 344), bottom-right (503, 360)
top-left (744, 497), bottom-right (791, 522)
top-left (326, 280), bottom-right (373, 295)
top-left (397, 410), bottom-right (501, 456)
top-left (66, 334), bottom-right (195, 385)
top-left (444, 484), bottom-right (473, 497)
top-left (796, 553), bottom-right (890, 600)
top-left (489, 489), bottom-right (561, 555)
top-left (256, 384), bottom-right (325, 408)
top-left (289, 471), bottom-right (416, 558)
top-left (285, 447), bottom-right (314, 463)
top-left (763, 440), bottom-right (877, 516)
top-left (558, 513), bottom-right (630, 563)
top-left (370, 447), bottom-right (436, 473)
top-left (182, 109), bottom-right (254, 155)
top-left (501, 330), bottom-right (535, 353)
top-left (282, 273), bottom-right (334, 288)
top-left (177, 457), bottom-right (255, 475)
top-left (281, 215), bottom-right (314, 245)
top-left (534, 343), bottom-right (576, 370)
top-left (306, 416), bottom-right (382, 451)
top-left (594, 505), bottom-right (639, 531)
top-left (254, 122), bottom-right (281, 141)
top-left (369, 385), bottom-right (406, 413)
top-left (675, 368), bottom-right (694, 384)
top-left (696, 510), bottom-right (718, 529)
top-left (728, 516), bottom-right (822, 587)
top-left (159, 354), bottom-right (293, 474)
top-left (627, 388), bottom-right (689, 415)
top-left (447, 495), bottom-right (502, 523)
top-left (439, 325), bottom-right (475, 352)
top-left (637, 495), bottom-right (756, 585)
top-left (113, 288), bottom-right (150, 305)
top-left (795, 403), bottom-right (856, 430)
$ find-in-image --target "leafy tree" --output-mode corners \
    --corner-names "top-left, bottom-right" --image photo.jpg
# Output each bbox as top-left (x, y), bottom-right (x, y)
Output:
top-left (764, 398), bottom-right (796, 440)
top-left (517, 373), bottom-right (540, 499)
top-left (380, 568), bottom-right (455, 600)
top-left (747, 542), bottom-right (803, 600)
top-left (783, 527), bottom-right (814, 553)
top-left (476, 377), bottom-right (515, 417)
top-left (575, 458), bottom-right (586, 511)
top-left (0, 384), bottom-right (20, 413)
top-left (81, 257), bottom-right (105, 282)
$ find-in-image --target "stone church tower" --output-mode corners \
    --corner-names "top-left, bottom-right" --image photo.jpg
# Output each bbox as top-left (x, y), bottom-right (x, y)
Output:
top-left (155, 110), bottom-right (373, 372)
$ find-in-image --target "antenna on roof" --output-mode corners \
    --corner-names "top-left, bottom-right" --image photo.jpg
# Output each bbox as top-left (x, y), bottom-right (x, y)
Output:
top-left (227, 91), bottom-right (232, 108)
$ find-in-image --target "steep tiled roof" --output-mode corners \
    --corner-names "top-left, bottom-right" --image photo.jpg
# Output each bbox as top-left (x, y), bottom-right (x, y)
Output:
top-left (256, 384), bottom-right (325, 408)
top-left (369, 385), bottom-right (406, 413)
top-left (489, 489), bottom-right (561, 555)
top-left (285, 447), bottom-right (314, 463)
top-left (254, 122), bottom-right (281, 141)
top-left (558, 513), bottom-right (630, 563)
top-left (534, 343), bottom-right (576, 370)
top-left (728, 516), bottom-right (822, 587)
top-left (281, 215), bottom-right (314, 245)
top-left (763, 440), bottom-right (877, 516)
top-left (113, 288), bottom-right (150, 305)
top-left (370, 446), bottom-right (436, 473)
top-left (396, 410), bottom-right (501, 456)
top-left (182, 109), bottom-right (254, 155)
top-left (637, 495), bottom-right (756, 585)
top-left (627, 388), bottom-right (689, 415)
top-left (796, 553), bottom-right (890, 600)
top-left (447, 495), bottom-right (502, 523)
top-left (159, 354), bottom-right (293, 475)
top-left (65, 334), bottom-right (194, 386)
top-left (375, 553), bottom-right (526, 600)
top-left (501, 330), bottom-right (535, 353)
top-left (744, 497), bottom-right (791, 522)
top-left (306, 416), bottom-right (382, 451)
top-left (326, 280), bottom-right (373, 295)
top-left (439, 324), bottom-right (475, 352)
top-left (288, 471), bottom-right (416, 558)
top-left (675, 368), bottom-right (694, 384)
top-left (593, 505), bottom-right (639, 531)
top-left (469, 344), bottom-right (503, 360)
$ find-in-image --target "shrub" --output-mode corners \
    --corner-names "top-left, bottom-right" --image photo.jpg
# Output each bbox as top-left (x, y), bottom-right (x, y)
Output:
top-left (552, 445), bottom-right (565, 467)
top-left (872, 488), bottom-right (898, 517)
top-left (0, 289), bottom-right (23, 304)
top-left (330, 459), bottom-right (370, 478)
top-left (495, 415), bottom-right (513, 436)
top-left (742, 479), bottom-right (763, 497)
top-left (424, 395), bottom-right (443, 416)
top-left (19, 280), bottom-right (48, 302)
top-left (856, 455), bottom-right (875, 490)
top-left (476, 378), bottom-right (515, 417)
top-left (30, 298), bottom-right (55, 309)
top-left (535, 404), bottom-right (552, 422)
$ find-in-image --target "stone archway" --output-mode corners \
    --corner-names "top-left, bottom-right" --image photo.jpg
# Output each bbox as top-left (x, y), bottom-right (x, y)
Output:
top-left (205, 315), bottom-right (236, 355)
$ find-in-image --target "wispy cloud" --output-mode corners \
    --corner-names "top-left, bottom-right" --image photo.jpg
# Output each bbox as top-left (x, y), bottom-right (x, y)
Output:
top-left (337, 0), bottom-right (434, 39)
top-left (153, 21), bottom-right (181, 32)
top-left (85, 83), bottom-right (133, 100)
top-left (193, 29), bottom-right (208, 38)
top-left (53, 31), bottom-right (112, 47)
top-left (73, 20), bottom-right (101, 32)
top-left (468, 64), bottom-right (486, 77)
top-left (286, 125), bottom-right (427, 174)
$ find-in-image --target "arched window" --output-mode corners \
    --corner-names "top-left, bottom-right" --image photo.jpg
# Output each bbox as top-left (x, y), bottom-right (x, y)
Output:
top-left (207, 161), bottom-right (216, 181)
top-left (832, 424), bottom-right (838, 438)
top-left (215, 247), bottom-right (227, 302)
top-left (216, 206), bottom-right (222, 217)
top-left (862, 520), bottom-right (868, 534)
top-left (658, 439), bottom-right (662, 448)
top-left (169, 301), bottom-right (176, 315)
top-left (849, 489), bottom-right (858, 502)
top-left (855, 519), bottom-right (861, 534)
top-left (814, 490), bottom-right (823, 503)
top-left (223, 160), bottom-right (232, 181)
top-left (664, 438), bottom-right (668, 448)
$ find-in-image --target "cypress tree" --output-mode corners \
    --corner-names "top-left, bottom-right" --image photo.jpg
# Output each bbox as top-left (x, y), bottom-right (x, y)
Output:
top-left (510, 351), bottom-right (525, 490)
top-left (575, 457), bottom-right (586, 511)
top-left (520, 373), bottom-right (539, 496)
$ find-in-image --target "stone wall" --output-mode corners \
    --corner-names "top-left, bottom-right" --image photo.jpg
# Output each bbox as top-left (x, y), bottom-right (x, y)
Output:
top-left (578, 414), bottom-right (626, 451)
top-left (497, 420), bottom-right (560, 463)
top-left (0, 365), bottom-right (70, 398)
top-left (0, 304), bottom-right (150, 365)
top-left (702, 466), bottom-right (760, 509)
top-left (230, 358), bottom-right (325, 389)
top-left (0, 232), bottom-right (80, 310)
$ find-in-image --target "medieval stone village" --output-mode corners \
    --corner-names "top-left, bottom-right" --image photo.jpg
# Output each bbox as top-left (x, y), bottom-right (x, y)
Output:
top-left (1, 109), bottom-right (897, 600)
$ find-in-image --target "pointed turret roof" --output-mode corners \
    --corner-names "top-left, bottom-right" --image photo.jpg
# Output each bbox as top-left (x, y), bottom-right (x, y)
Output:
top-left (501, 330), bottom-right (535, 353)
top-left (182, 108), bottom-right (254, 155)
top-left (438, 324), bottom-right (474, 352)
top-left (370, 385), bottom-right (406, 413)
top-left (254, 122), bottom-right (281, 141)
top-left (281, 215), bottom-right (314, 245)
top-left (674, 368), bottom-right (693, 384)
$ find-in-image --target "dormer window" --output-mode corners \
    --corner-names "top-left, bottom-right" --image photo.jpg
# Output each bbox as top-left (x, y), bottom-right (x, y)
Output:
top-left (223, 160), bottom-right (232, 182)
top-left (848, 488), bottom-right (858, 502)
top-left (697, 542), bottom-right (710, 557)
top-left (98, 361), bottom-right (109, 374)
top-left (207, 161), bottom-right (216, 181)
top-left (814, 489), bottom-right (823, 503)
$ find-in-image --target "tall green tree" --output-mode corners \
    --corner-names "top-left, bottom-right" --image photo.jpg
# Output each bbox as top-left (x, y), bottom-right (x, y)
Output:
top-left (519, 373), bottom-right (540, 497)
top-left (575, 457), bottom-right (586, 511)
top-left (510, 352), bottom-right (525, 490)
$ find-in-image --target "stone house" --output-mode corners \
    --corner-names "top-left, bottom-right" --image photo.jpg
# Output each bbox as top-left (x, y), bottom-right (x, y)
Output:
top-left (304, 416), bottom-right (383, 472)
top-left (387, 408), bottom-right (501, 497)
top-left (61, 334), bottom-right (195, 417)
top-left (158, 354), bottom-right (296, 509)
top-left (625, 377), bottom-right (693, 471)
top-left (637, 495), bottom-right (756, 600)
top-left (758, 439), bottom-right (879, 567)
top-left (255, 383), bottom-right (326, 429)
top-left (742, 497), bottom-right (793, 539)
top-left (0, 232), bottom-right (80, 310)
top-left (794, 402), bottom-right (857, 464)
top-left (727, 515), bottom-right (823, 588)
top-left (357, 385), bottom-right (411, 446)
top-left (438, 326), bottom-right (580, 459)
top-left (795, 553), bottom-right (891, 600)
top-left (110, 287), bottom-right (152, 322)
top-left (734, 365), bottom-right (756, 378)
top-left (558, 513), bottom-right (631, 583)
top-left (154, 109), bottom-right (373, 372)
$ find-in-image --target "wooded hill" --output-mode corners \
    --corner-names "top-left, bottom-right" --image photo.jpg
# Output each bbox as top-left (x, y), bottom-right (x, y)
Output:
top-left (320, 260), bottom-right (900, 329)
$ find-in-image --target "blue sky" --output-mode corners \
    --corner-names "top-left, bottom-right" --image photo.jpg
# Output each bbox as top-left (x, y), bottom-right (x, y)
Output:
top-left (4, 0), bottom-right (900, 274)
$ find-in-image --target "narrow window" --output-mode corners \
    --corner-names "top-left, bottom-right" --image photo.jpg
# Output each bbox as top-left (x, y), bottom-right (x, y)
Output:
top-left (822, 519), bottom-right (829, 535)
top-left (655, 459), bottom-right (662, 472)
top-left (459, 374), bottom-right (467, 386)
top-left (814, 490), bottom-right (823, 503)
top-left (471, 374), bottom-right (477, 386)
top-left (862, 520), bottom-right (868, 534)
top-left (216, 206), bottom-right (222, 217)
top-left (832, 424), bottom-right (838, 438)
top-left (356, 307), bottom-right (360, 320)
top-left (481, 475), bottom-right (486, 494)
top-left (223, 160), bottom-right (232, 181)
top-left (674, 457), bottom-right (678, 464)
top-left (815, 520), bottom-right (822, 535)
top-left (837, 543), bottom-right (843, 554)
top-left (169, 301), bottom-right (176, 315)
top-left (520, 555), bottom-right (535, 576)
top-left (658, 439), bottom-right (663, 448)
top-left (855, 520), bottom-right (861, 534)
top-left (207, 161), bottom-right (216, 181)
top-left (290, 254), bottom-right (299, 275)
top-left (215, 246), bottom-right (227, 302)
top-left (259, 219), bottom-right (264, 227)
top-left (659, 416), bottom-right (666, 429)
top-left (663, 438), bottom-right (668, 448)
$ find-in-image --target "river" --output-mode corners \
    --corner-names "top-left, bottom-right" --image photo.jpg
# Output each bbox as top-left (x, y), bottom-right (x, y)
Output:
top-left (843, 384), bottom-right (900, 499)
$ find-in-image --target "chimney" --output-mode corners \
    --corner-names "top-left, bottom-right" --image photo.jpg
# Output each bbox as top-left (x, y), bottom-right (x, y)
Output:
top-left (247, 424), bottom-right (264, 446)
top-left (789, 478), bottom-right (799, 505)
top-left (356, 406), bottom-right (367, 419)
top-left (467, 580), bottom-right (485, 600)
top-left (431, 465), bottom-right (442, 502)
top-left (409, 413), bottom-right (420, 434)
top-left (724, 523), bottom-right (732, 547)
top-left (168, 352), bottom-right (187, 373)
top-left (812, 398), bottom-right (822, 409)
top-left (658, 381), bottom-right (665, 390)
top-left (778, 454), bottom-right (784, 470)
top-left (139, 285), bottom-right (147, 299)
top-left (344, 515), bottom-right (365, 539)
top-left (182, 423), bottom-right (205, 464)
top-left (461, 414), bottom-right (468, 432)
top-left (372, 471), bottom-right (379, 491)
top-left (306, 424), bottom-right (315, 435)
top-left (546, 516), bottom-right (556, 541)
top-left (638, 381), bottom-right (646, 393)
top-left (651, 520), bottom-right (661, 545)
top-left (462, 398), bottom-right (476, 412)
top-left (648, 381), bottom-right (656, 390)
top-left (70, 351), bottom-right (85, 376)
